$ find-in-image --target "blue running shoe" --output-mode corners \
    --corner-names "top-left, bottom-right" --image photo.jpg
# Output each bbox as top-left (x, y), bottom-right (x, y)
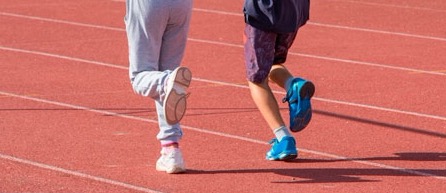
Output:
top-left (266, 136), bottom-right (298, 161)
top-left (283, 78), bottom-right (315, 132)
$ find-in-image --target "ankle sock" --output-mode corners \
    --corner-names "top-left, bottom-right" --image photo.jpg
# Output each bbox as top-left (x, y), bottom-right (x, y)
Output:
top-left (273, 126), bottom-right (292, 142)
top-left (285, 77), bottom-right (294, 91)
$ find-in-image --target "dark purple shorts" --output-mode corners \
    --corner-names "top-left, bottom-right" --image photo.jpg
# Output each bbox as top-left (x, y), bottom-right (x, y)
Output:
top-left (243, 24), bottom-right (298, 83)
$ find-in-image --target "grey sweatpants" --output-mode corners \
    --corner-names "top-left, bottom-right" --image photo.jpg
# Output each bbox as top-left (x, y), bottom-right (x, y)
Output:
top-left (124, 0), bottom-right (193, 145)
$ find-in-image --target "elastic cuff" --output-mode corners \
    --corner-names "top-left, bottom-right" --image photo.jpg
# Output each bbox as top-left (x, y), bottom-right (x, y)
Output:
top-left (161, 141), bottom-right (179, 147)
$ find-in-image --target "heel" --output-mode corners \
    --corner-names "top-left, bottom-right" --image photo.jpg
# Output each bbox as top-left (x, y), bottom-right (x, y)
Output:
top-left (300, 81), bottom-right (315, 99)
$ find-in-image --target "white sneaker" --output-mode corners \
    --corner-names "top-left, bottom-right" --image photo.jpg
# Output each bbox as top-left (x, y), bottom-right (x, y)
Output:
top-left (163, 67), bottom-right (192, 125)
top-left (156, 148), bottom-right (186, 174)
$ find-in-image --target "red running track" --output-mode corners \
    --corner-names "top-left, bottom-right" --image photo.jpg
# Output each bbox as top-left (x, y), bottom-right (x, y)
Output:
top-left (1, 0), bottom-right (445, 192)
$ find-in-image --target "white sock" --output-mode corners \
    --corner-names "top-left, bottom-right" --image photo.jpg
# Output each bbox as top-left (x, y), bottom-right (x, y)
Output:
top-left (285, 77), bottom-right (294, 91)
top-left (273, 126), bottom-right (292, 142)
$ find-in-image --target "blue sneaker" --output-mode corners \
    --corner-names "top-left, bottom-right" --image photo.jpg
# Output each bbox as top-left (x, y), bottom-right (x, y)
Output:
top-left (283, 78), bottom-right (315, 132)
top-left (266, 136), bottom-right (298, 161)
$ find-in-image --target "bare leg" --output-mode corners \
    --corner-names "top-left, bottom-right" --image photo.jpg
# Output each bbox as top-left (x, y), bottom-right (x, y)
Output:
top-left (248, 79), bottom-right (285, 131)
top-left (248, 64), bottom-right (296, 131)
top-left (269, 64), bottom-right (293, 89)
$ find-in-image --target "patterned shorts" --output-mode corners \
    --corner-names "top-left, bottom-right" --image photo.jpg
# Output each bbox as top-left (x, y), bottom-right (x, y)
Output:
top-left (243, 24), bottom-right (298, 83)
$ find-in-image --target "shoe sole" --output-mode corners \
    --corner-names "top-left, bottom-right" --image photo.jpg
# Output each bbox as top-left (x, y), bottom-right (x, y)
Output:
top-left (166, 167), bottom-right (186, 174)
top-left (290, 81), bottom-right (315, 132)
top-left (163, 67), bottom-right (192, 125)
top-left (156, 165), bottom-right (186, 174)
top-left (279, 153), bottom-right (298, 161)
top-left (266, 137), bottom-right (298, 161)
top-left (267, 152), bottom-right (298, 161)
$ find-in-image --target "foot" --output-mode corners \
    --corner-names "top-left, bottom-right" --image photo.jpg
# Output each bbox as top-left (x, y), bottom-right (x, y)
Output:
top-left (283, 78), bottom-right (315, 132)
top-left (156, 148), bottom-right (186, 174)
top-left (266, 136), bottom-right (298, 161)
top-left (163, 67), bottom-right (192, 125)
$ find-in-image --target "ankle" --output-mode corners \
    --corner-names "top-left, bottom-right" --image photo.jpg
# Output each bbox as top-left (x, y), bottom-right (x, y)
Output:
top-left (273, 126), bottom-right (292, 142)
top-left (285, 77), bottom-right (294, 91)
top-left (162, 142), bottom-right (179, 149)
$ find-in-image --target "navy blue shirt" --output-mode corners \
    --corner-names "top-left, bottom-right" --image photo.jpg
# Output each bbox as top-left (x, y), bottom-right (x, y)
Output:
top-left (243, 0), bottom-right (310, 33)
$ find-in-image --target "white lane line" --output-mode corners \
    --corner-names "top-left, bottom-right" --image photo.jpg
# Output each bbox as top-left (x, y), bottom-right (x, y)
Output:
top-left (330, 0), bottom-right (446, 13)
top-left (114, 1), bottom-right (446, 42)
top-left (1, 45), bottom-right (445, 122)
top-left (112, 0), bottom-right (446, 13)
top-left (1, 90), bottom-right (445, 181)
top-left (191, 7), bottom-right (446, 42)
top-left (1, 11), bottom-right (445, 77)
top-left (0, 153), bottom-right (162, 193)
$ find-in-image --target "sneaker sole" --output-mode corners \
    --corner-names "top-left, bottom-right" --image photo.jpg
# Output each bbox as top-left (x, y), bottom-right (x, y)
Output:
top-left (164, 67), bottom-right (192, 125)
top-left (166, 167), bottom-right (186, 174)
top-left (267, 152), bottom-right (298, 161)
top-left (279, 153), bottom-right (298, 161)
top-left (290, 81), bottom-right (315, 132)
top-left (157, 165), bottom-right (186, 174)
